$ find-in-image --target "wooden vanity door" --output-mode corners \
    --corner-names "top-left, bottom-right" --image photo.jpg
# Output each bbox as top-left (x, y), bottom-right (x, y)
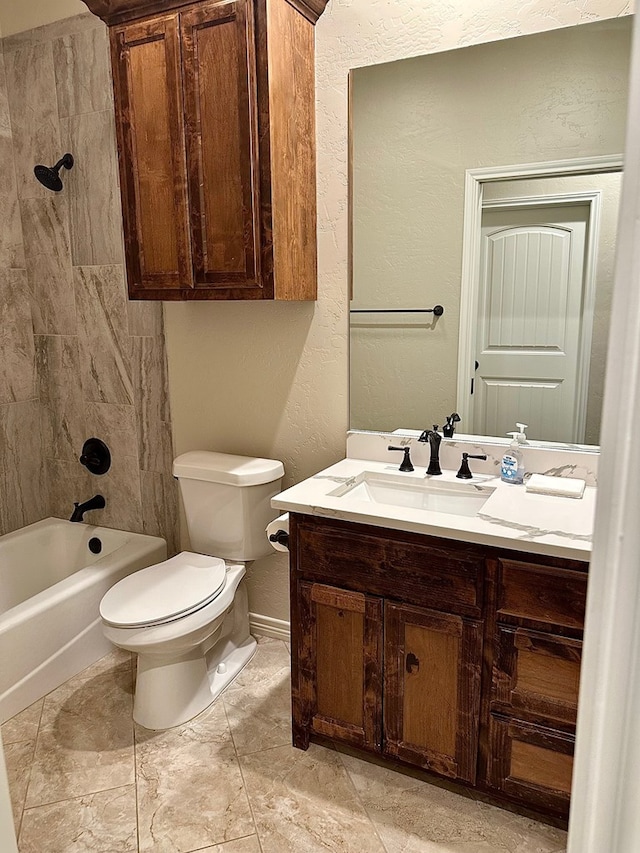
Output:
top-left (111, 14), bottom-right (192, 293)
top-left (294, 582), bottom-right (383, 751)
top-left (383, 602), bottom-right (483, 783)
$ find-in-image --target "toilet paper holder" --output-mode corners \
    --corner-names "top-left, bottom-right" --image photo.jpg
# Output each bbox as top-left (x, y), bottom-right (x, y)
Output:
top-left (269, 529), bottom-right (289, 549)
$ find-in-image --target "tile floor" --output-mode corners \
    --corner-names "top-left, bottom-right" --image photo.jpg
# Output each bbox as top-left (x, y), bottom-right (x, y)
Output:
top-left (3, 637), bottom-right (567, 853)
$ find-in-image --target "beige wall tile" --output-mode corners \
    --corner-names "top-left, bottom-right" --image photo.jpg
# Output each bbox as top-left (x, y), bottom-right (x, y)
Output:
top-left (92, 453), bottom-right (143, 532)
top-left (61, 110), bottom-right (123, 265)
top-left (84, 401), bottom-right (137, 462)
top-left (53, 24), bottom-right (112, 119)
top-left (45, 457), bottom-right (93, 522)
top-left (141, 470), bottom-right (179, 556)
top-left (74, 265), bottom-right (133, 405)
top-left (21, 196), bottom-right (76, 335)
top-left (4, 43), bottom-right (60, 201)
top-left (0, 56), bottom-right (25, 269)
top-left (127, 299), bottom-right (163, 338)
top-left (0, 401), bottom-right (44, 535)
top-left (35, 334), bottom-right (85, 461)
top-left (132, 335), bottom-right (172, 472)
top-left (0, 269), bottom-right (36, 403)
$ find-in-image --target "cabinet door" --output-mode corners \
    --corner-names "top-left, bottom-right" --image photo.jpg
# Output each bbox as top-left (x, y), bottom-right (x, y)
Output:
top-left (492, 626), bottom-right (582, 726)
top-left (384, 602), bottom-right (482, 783)
top-left (111, 15), bottom-right (192, 293)
top-left (181, 0), bottom-right (263, 295)
top-left (294, 582), bottom-right (383, 751)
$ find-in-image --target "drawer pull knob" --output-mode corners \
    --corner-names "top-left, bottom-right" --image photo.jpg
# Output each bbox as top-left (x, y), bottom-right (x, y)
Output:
top-left (406, 652), bottom-right (420, 674)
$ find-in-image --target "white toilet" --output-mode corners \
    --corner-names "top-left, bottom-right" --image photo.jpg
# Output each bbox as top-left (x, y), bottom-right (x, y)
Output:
top-left (99, 451), bottom-right (284, 730)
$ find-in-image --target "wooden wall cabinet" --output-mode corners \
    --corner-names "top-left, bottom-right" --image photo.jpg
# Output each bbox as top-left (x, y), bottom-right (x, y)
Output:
top-left (290, 514), bottom-right (589, 822)
top-left (83, 0), bottom-right (328, 300)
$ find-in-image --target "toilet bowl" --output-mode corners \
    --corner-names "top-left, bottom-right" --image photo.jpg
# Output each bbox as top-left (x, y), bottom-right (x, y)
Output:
top-left (99, 451), bottom-right (284, 730)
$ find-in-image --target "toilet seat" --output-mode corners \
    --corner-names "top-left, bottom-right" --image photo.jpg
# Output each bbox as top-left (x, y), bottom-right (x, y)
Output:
top-left (100, 552), bottom-right (227, 628)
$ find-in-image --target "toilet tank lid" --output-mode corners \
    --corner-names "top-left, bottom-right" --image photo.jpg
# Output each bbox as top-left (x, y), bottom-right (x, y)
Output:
top-left (173, 451), bottom-right (284, 486)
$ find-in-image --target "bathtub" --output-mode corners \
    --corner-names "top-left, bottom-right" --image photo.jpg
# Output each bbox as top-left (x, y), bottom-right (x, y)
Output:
top-left (0, 517), bottom-right (166, 722)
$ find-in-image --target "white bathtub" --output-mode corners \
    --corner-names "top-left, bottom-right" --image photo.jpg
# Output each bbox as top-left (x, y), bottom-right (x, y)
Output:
top-left (0, 517), bottom-right (166, 722)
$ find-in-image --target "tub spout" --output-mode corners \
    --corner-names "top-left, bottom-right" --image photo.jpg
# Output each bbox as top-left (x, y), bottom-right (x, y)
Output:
top-left (70, 494), bottom-right (105, 523)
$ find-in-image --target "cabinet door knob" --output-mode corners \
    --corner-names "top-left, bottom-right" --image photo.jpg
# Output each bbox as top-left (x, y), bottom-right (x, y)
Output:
top-left (406, 652), bottom-right (420, 674)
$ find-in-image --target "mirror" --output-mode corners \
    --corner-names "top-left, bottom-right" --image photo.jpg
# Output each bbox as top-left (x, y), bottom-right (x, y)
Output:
top-left (349, 17), bottom-right (631, 446)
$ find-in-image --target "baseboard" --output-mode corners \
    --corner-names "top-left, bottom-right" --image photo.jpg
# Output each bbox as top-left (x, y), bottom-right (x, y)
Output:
top-left (249, 612), bottom-right (290, 643)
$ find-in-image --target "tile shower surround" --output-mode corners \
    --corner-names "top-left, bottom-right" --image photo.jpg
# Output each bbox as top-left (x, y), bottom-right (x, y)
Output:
top-left (3, 637), bottom-right (568, 853)
top-left (0, 13), bottom-right (178, 552)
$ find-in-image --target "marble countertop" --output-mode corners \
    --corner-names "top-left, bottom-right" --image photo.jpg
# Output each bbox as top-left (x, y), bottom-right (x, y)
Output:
top-left (272, 457), bottom-right (595, 562)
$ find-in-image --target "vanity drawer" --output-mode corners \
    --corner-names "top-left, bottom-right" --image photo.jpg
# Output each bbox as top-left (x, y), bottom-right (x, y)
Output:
top-left (492, 626), bottom-right (582, 726)
top-left (497, 559), bottom-right (588, 630)
top-left (293, 516), bottom-right (484, 617)
top-left (487, 714), bottom-right (574, 818)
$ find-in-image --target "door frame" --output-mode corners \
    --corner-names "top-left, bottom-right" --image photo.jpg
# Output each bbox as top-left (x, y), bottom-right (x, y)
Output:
top-left (456, 155), bottom-right (623, 438)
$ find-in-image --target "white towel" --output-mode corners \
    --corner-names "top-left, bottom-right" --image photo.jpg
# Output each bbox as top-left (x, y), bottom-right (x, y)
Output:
top-left (525, 474), bottom-right (586, 499)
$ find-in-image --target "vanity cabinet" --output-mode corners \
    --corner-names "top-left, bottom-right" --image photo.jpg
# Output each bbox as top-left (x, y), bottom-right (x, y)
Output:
top-left (295, 581), bottom-right (483, 783)
top-left (291, 514), bottom-right (486, 785)
top-left (289, 514), bottom-right (588, 821)
top-left (83, 0), bottom-right (328, 301)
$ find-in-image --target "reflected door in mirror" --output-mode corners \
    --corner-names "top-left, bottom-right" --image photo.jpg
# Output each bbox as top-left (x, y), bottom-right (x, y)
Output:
top-left (472, 204), bottom-right (589, 443)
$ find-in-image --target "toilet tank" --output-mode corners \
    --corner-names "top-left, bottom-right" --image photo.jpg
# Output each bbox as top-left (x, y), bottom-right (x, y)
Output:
top-left (172, 451), bottom-right (284, 561)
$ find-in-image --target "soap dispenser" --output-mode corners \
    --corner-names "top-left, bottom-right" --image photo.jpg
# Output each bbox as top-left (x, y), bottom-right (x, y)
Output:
top-left (501, 423), bottom-right (528, 484)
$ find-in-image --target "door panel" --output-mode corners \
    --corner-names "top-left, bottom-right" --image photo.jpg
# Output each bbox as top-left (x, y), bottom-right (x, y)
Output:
top-left (474, 205), bottom-right (590, 441)
top-left (181, 0), bottom-right (262, 291)
top-left (296, 582), bottom-right (383, 750)
top-left (384, 602), bottom-right (482, 783)
top-left (111, 15), bottom-right (192, 291)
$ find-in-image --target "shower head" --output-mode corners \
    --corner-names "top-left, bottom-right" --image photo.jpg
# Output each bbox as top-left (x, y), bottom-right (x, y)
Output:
top-left (33, 153), bottom-right (74, 192)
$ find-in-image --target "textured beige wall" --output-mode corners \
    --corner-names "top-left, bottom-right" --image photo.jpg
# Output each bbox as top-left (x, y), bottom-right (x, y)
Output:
top-left (350, 19), bottom-right (630, 437)
top-left (165, 0), bottom-right (632, 624)
top-left (0, 1), bottom-right (86, 37)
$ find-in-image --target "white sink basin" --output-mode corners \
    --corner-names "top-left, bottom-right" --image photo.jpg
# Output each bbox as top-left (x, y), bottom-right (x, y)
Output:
top-left (329, 471), bottom-right (494, 517)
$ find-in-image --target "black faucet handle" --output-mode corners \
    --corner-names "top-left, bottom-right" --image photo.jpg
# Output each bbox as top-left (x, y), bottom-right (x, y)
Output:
top-left (388, 445), bottom-right (414, 472)
top-left (456, 453), bottom-right (487, 479)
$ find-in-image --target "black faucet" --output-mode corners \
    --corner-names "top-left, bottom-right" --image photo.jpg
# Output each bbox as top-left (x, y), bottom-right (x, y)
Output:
top-left (70, 494), bottom-right (106, 523)
top-left (418, 426), bottom-right (442, 475)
